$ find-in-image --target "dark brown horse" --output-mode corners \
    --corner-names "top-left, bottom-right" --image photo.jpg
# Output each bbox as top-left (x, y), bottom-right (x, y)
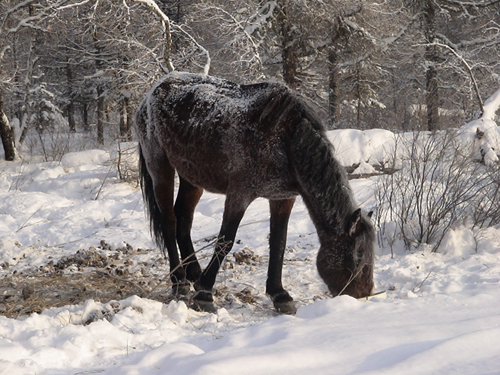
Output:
top-left (136, 72), bottom-right (375, 314)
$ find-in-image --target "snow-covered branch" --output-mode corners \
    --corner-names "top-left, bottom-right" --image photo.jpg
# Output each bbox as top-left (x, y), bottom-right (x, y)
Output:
top-left (423, 41), bottom-right (484, 114)
top-left (1, 0), bottom-right (73, 44)
top-left (123, 0), bottom-right (210, 75)
top-left (245, 1), bottom-right (276, 35)
top-left (202, 5), bottom-right (263, 73)
top-left (6, 16), bottom-right (48, 35)
top-left (57, 0), bottom-right (92, 10)
top-left (381, 12), bottom-right (422, 48)
top-left (171, 23), bottom-right (211, 76)
top-left (0, 46), bottom-right (11, 64)
top-left (126, 0), bottom-right (175, 72)
top-left (446, 0), bottom-right (500, 6)
top-left (1, 0), bottom-right (39, 26)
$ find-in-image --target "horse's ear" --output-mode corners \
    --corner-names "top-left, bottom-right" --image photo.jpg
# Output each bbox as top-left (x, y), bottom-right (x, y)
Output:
top-left (349, 208), bottom-right (362, 237)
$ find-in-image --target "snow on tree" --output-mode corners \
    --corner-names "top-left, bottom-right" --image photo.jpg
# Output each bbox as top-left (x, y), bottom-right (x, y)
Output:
top-left (461, 88), bottom-right (500, 165)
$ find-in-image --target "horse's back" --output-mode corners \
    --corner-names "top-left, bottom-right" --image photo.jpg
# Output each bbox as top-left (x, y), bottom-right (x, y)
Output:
top-left (137, 73), bottom-right (304, 198)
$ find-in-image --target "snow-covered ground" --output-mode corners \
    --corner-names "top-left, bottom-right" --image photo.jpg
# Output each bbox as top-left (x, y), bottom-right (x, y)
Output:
top-left (1, 131), bottom-right (500, 374)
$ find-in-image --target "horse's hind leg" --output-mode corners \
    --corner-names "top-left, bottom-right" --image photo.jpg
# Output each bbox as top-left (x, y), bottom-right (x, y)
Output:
top-left (174, 177), bottom-right (203, 282)
top-left (267, 198), bottom-right (296, 314)
top-left (140, 149), bottom-right (189, 295)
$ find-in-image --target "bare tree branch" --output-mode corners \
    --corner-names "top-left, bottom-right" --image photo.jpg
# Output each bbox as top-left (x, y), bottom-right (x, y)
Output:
top-left (171, 22), bottom-right (211, 75)
top-left (203, 5), bottom-right (263, 73)
top-left (423, 41), bottom-right (484, 114)
top-left (446, 0), bottom-right (500, 6)
top-left (126, 0), bottom-right (175, 72)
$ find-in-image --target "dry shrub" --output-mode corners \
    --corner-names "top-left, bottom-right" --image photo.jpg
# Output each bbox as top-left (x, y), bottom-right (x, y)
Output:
top-left (109, 141), bottom-right (139, 183)
top-left (376, 130), bottom-right (500, 253)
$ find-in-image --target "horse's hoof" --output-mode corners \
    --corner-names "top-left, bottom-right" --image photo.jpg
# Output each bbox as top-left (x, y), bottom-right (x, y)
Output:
top-left (273, 301), bottom-right (297, 315)
top-left (192, 299), bottom-right (217, 313)
top-left (192, 290), bottom-right (217, 313)
top-left (271, 291), bottom-right (296, 314)
top-left (172, 281), bottom-right (191, 296)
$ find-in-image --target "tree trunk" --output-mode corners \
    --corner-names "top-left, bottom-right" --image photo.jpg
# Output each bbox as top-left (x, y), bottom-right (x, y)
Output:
top-left (119, 97), bottom-right (132, 141)
top-left (356, 65), bottom-right (363, 129)
top-left (121, 96), bottom-right (132, 141)
top-left (18, 116), bottom-right (29, 144)
top-left (67, 101), bottom-right (76, 133)
top-left (426, 65), bottom-right (439, 131)
top-left (66, 64), bottom-right (76, 132)
top-left (119, 99), bottom-right (126, 140)
top-left (82, 102), bottom-right (90, 132)
top-left (93, 25), bottom-right (105, 144)
top-left (126, 97), bottom-right (133, 141)
top-left (328, 41), bottom-right (340, 128)
top-left (97, 87), bottom-right (104, 145)
top-left (0, 89), bottom-right (16, 161)
top-left (18, 3), bottom-right (38, 142)
top-left (424, 0), bottom-right (439, 131)
top-left (277, 0), bottom-right (297, 90)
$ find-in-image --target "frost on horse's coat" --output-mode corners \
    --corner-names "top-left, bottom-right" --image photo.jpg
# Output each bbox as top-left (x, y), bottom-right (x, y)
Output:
top-left (136, 72), bottom-right (375, 314)
top-left (141, 73), bottom-right (297, 199)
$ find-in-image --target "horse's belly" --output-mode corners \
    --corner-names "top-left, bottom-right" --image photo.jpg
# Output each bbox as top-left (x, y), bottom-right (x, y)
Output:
top-left (245, 172), bottom-right (298, 199)
top-left (173, 156), bottom-right (298, 199)
top-left (163, 133), bottom-right (298, 198)
top-left (171, 157), bottom-right (229, 194)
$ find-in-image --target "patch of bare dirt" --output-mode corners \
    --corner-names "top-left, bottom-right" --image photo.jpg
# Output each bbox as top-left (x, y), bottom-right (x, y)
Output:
top-left (0, 240), bottom-right (309, 318)
top-left (0, 242), bottom-right (176, 318)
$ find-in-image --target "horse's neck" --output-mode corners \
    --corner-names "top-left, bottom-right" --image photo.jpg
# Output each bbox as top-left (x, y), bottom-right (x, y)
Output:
top-left (290, 123), bottom-right (355, 242)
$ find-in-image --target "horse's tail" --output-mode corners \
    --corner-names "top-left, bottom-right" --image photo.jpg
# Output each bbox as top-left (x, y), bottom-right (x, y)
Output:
top-left (138, 145), bottom-right (168, 257)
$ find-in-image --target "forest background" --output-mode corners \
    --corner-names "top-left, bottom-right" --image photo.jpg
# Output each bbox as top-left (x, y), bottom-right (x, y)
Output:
top-left (1, 0), bottom-right (500, 162)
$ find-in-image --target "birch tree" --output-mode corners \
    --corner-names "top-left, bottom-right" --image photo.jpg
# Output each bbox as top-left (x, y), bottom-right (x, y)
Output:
top-left (0, 0), bottom-right (59, 160)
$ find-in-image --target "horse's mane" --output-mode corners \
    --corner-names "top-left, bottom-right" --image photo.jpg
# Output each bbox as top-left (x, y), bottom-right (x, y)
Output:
top-left (252, 83), bottom-right (325, 134)
top-left (284, 100), bottom-right (356, 236)
top-left (239, 82), bottom-right (356, 235)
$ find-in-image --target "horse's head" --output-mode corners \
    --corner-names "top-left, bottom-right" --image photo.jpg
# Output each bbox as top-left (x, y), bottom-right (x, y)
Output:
top-left (316, 209), bottom-right (375, 299)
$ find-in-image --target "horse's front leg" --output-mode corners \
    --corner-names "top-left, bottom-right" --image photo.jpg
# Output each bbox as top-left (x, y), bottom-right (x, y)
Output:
top-left (267, 198), bottom-right (296, 314)
top-left (192, 194), bottom-right (252, 313)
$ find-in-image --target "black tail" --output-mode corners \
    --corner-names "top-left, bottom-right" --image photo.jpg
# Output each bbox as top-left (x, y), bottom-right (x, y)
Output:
top-left (139, 145), bottom-right (168, 258)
